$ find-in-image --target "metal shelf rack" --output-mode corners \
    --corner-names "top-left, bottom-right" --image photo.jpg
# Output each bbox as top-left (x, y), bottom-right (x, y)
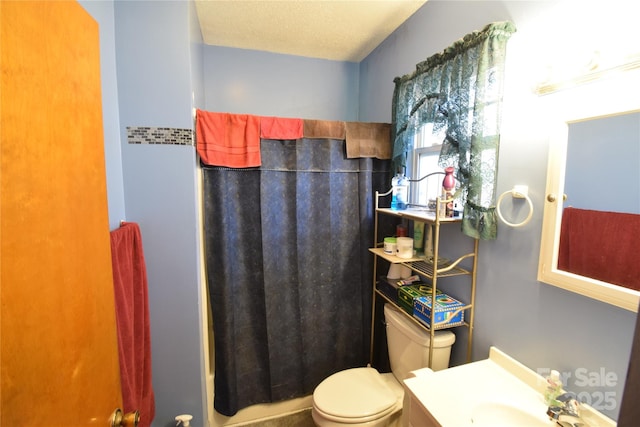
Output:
top-left (369, 192), bottom-right (479, 368)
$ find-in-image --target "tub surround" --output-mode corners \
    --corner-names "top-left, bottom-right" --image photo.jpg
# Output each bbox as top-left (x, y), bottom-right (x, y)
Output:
top-left (403, 347), bottom-right (616, 427)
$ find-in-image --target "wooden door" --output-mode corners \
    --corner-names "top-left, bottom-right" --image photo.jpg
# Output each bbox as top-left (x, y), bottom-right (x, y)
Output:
top-left (1, 1), bottom-right (123, 425)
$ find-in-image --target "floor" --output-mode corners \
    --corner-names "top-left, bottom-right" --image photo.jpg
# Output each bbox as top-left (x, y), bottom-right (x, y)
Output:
top-left (236, 409), bottom-right (316, 427)
top-left (234, 406), bottom-right (403, 426)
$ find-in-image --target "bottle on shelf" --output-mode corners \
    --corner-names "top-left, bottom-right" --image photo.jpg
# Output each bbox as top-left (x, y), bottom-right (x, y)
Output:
top-left (391, 169), bottom-right (408, 211)
top-left (423, 224), bottom-right (433, 258)
top-left (413, 222), bottom-right (424, 255)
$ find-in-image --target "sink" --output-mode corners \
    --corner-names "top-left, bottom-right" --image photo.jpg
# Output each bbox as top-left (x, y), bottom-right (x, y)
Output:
top-left (403, 348), bottom-right (615, 427)
top-left (470, 402), bottom-right (555, 427)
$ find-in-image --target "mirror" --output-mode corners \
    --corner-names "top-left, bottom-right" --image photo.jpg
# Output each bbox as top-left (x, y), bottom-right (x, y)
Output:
top-left (538, 67), bottom-right (640, 312)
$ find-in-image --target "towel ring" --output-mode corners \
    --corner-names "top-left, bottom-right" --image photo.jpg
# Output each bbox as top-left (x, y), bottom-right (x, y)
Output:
top-left (496, 185), bottom-right (533, 228)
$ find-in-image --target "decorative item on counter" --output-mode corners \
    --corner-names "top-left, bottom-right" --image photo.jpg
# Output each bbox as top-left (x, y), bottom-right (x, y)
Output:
top-left (396, 237), bottom-right (414, 259)
top-left (441, 166), bottom-right (456, 218)
top-left (544, 370), bottom-right (563, 406)
top-left (383, 237), bottom-right (397, 255)
top-left (396, 223), bottom-right (407, 237)
top-left (390, 169), bottom-right (408, 210)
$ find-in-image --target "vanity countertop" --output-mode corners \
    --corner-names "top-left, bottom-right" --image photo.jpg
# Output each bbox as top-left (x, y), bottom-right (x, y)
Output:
top-left (403, 346), bottom-right (616, 427)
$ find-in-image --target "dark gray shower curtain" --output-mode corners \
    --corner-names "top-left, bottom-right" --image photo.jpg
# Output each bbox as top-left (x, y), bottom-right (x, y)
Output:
top-left (202, 137), bottom-right (390, 416)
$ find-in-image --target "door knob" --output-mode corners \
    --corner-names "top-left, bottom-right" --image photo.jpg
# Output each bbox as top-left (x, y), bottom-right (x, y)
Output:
top-left (111, 408), bottom-right (140, 427)
top-left (546, 193), bottom-right (567, 203)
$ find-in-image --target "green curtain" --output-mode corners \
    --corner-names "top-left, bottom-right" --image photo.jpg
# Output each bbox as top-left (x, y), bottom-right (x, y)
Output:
top-left (391, 22), bottom-right (516, 240)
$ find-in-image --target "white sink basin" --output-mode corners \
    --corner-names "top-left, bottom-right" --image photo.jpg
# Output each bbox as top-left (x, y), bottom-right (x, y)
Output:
top-left (403, 348), bottom-right (616, 427)
top-left (470, 402), bottom-right (554, 427)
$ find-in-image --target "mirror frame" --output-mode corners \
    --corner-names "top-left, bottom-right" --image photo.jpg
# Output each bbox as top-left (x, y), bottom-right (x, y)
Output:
top-left (538, 67), bottom-right (640, 313)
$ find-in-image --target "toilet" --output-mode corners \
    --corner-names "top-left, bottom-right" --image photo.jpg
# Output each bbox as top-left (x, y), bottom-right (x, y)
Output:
top-left (311, 304), bottom-right (456, 427)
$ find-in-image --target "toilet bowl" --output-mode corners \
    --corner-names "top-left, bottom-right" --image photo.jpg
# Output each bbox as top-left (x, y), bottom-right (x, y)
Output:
top-left (311, 367), bottom-right (403, 427)
top-left (311, 304), bottom-right (455, 427)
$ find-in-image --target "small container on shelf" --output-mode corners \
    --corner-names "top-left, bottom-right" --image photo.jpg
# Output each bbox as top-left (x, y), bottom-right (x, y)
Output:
top-left (396, 237), bottom-right (414, 259)
top-left (383, 237), bottom-right (397, 255)
top-left (414, 293), bottom-right (465, 329)
top-left (398, 284), bottom-right (442, 315)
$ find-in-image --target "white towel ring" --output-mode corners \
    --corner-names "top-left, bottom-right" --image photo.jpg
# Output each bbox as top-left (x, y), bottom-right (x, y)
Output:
top-left (496, 185), bottom-right (534, 228)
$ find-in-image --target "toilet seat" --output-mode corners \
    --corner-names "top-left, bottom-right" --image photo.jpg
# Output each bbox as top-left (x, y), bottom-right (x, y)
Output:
top-left (312, 367), bottom-right (398, 423)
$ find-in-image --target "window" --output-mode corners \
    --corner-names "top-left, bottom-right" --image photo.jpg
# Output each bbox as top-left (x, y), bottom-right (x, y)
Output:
top-left (391, 22), bottom-right (515, 239)
top-left (410, 124), bottom-right (445, 207)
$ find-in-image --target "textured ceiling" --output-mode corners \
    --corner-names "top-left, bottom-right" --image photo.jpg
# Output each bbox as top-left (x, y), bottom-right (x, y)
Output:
top-left (195, 0), bottom-right (427, 62)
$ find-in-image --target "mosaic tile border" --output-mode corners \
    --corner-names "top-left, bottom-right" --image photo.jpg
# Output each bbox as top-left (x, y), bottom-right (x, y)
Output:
top-left (127, 126), bottom-right (194, 146)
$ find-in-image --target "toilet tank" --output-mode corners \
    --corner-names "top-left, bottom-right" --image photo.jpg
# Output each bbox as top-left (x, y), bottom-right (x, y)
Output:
top-left (384, 304), bottom-right (455, 380)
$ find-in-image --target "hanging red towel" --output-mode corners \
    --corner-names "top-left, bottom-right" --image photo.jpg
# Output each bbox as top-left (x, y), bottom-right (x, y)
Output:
top-left (196, 110), bottom-right (261, 167)
top-left (110, 222), bottom-right (155, 427)
top-left (558, 207), bottom-right (640, 291)
top-left (260, 116), bottom-right (303, 140)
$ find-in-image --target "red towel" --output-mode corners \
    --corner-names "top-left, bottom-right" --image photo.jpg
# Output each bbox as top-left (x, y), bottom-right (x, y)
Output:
top-left (196, 110), bottom-right (261, 167)
top-left (558, 207), bottom-right (640, 291)
top-left (260, 116), bottom-right (303, 140)
top-left (110, 222), bottom-right (155, 427)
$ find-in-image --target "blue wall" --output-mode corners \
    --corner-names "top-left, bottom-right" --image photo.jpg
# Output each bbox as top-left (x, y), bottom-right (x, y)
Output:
top-left (202, 46), bottom-right (359, 120)
top-left (113, 1), bottom-right (205, 425)
top-left (360, 0), bottom-right (636, 420)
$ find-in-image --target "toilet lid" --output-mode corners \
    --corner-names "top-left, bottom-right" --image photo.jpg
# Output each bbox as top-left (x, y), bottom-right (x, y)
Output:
top-left (313, 367), bottom-right (397, 419)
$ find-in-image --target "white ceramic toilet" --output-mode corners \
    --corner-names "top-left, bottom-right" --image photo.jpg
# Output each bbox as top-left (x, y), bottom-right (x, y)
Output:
top-left (311, 304), bottom-right (456, 427)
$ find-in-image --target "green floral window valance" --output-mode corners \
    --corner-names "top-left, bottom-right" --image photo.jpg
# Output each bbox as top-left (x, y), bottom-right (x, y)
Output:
top-left (392, 21), bottom-right (516, 240)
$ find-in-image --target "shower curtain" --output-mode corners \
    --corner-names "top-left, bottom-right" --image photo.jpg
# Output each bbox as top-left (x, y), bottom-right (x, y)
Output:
top-left (202, 137), bottom-right (390, 416)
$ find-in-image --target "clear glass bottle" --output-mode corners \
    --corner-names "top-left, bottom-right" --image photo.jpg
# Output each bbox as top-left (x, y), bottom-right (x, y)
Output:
top-left (391, 171), bottom-right (408, 210)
